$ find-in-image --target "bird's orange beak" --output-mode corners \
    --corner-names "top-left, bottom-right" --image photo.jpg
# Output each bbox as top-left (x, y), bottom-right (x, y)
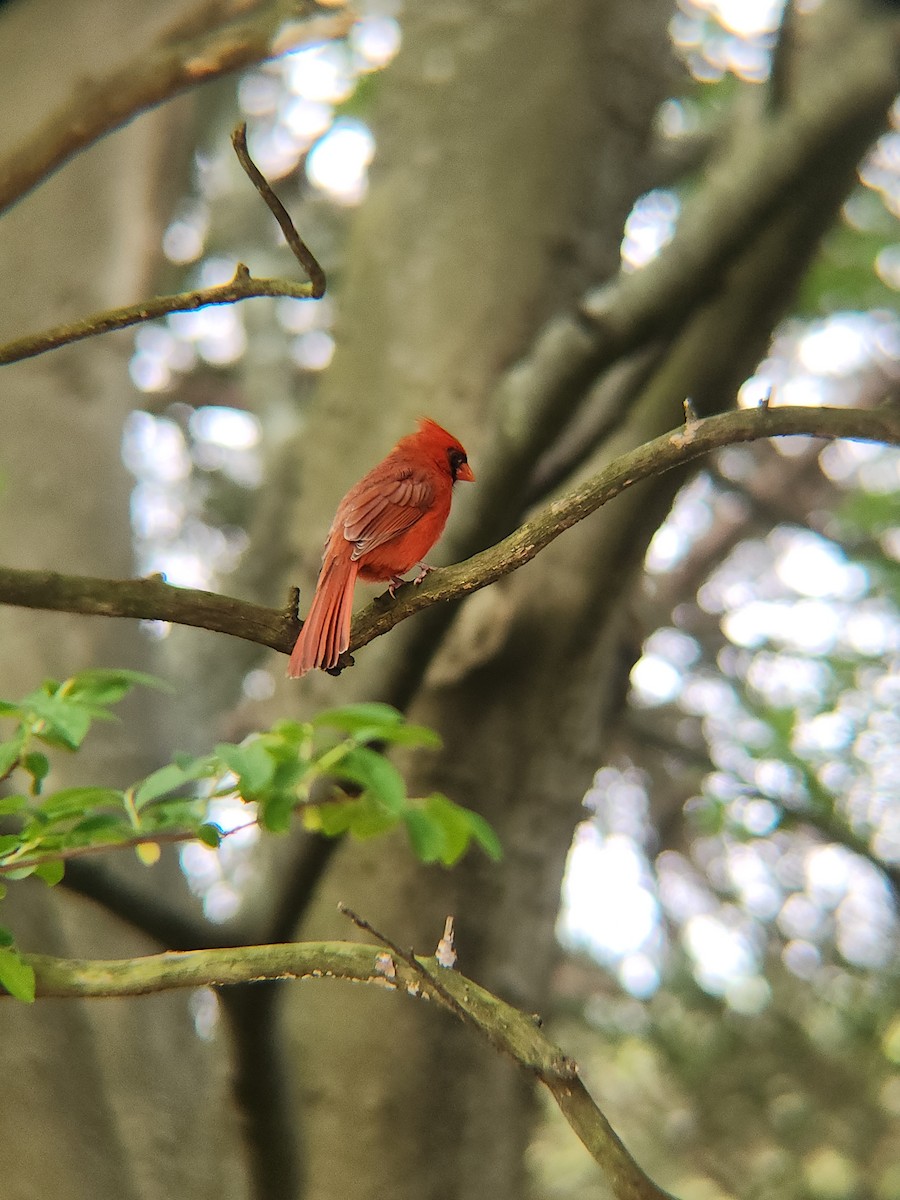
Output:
top-left (457, 461), bottom-right (475, 483)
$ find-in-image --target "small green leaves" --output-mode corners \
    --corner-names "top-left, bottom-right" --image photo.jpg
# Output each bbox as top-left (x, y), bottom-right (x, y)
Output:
top-left (133, 763), bottom-right (193, 809)
top-left (331, 746), bottom-right (407, 814)
top-left (313, 703), bottom-right (442, 749)
top-left (404, 795), bottom-right (503, 866)
top-left (22, 752), bottom-right (49, 794)
top-left (0, 685), bottom-right (502, 1001)
top-left (63, 668), bottom-right (169, 707)
top-left (0, 946), bottom-right (35, 1003)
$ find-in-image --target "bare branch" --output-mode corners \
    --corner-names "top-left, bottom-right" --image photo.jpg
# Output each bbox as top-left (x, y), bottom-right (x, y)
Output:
top-left (0, 567), bottom-right (294, 647)
top-left (231, 122), bottom-right (326, 296)
top-left (0, 267), bottom-right (318, 365)
top-left (0, 406), bottom-right (896, 665)
top-left (24, 940), bottom-right (676, 1200)
top-left (0, 124), bottom-right (325, 365)
top-left (0, 2), bottom-right (354, 215)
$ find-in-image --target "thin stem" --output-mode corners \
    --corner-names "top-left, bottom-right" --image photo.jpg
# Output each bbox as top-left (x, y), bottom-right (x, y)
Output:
top-left (231, 122), bottom-right (326, 296)
top-left (0, 268), bottom-right (317, 365)
top-left (1, 127), bottom-right (325, 366)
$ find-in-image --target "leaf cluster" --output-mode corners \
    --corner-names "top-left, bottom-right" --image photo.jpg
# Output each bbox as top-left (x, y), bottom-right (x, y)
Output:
top-left (0, 676), bottom-right (501, 1002)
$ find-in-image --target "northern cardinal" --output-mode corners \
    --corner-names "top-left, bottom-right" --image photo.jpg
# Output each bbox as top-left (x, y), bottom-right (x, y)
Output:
top-left (287, 417), bottom-right (475, 677)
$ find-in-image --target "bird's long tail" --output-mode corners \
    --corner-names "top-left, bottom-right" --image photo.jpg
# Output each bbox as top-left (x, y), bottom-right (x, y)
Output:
top-left (287, 549), bottom-right (359, 678)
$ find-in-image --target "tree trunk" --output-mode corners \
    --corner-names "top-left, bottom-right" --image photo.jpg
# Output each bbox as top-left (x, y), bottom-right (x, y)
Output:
top-left (280, 5), bottom-right (676, 1197)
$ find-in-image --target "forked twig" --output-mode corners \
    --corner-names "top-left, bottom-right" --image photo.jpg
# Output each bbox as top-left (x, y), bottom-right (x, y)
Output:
top-left (0, 122), bottom-right (325, 366)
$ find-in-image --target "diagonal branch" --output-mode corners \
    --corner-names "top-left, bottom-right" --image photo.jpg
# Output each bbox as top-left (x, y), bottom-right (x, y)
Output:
top-left (453, 9), bottom-right (899, 561)
top-left (24, 939), bottom-right (676, 1200)
top-left (0, 2), bottom-right (354, 216)
top-left (0, 266), bottom-right (318, 365)
top-left (0, 407), bottom-right (895, 663)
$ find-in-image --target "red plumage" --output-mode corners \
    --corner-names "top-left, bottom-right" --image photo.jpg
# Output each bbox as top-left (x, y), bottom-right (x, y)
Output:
top-left (287, 417), bottom-right (475, 678)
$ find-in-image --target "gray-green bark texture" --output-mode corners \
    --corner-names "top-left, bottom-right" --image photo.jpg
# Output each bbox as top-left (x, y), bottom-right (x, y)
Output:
top-left (0, 2), bottom-right (243, 1197)
top-left (275, 4), bottom-right (677, 1198)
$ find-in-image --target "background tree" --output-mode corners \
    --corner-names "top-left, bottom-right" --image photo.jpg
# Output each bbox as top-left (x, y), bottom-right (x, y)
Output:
top-left (1, 1), bottom-right (898, 1199)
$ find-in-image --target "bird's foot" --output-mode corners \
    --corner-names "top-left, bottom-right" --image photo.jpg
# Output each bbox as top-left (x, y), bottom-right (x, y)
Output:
top-left (387, 563), bottom-right (433, 598)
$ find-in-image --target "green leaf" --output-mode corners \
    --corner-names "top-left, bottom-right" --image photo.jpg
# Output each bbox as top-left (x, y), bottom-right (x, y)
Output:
top-left (64, 668), bottom-right (169, 706)
top-left (0, 947), bottom-right (35, 1002)
top-left (311, 801), bottom-right (358, 837)
top-left (0, 700), bottom-right (23, 718)
top-left (463, 810), bottom-right (504, 863)
top-left (215, 739), bottom-right (275, 799)
top-left (0, 737), bottom-right (23, 778)
top-left (26, 692), bottom-right (93, 750)
top-left (197, 823), bottom-right (222, 848)
top-left (408, 796), bottom-right (503, 865)
top-left (22, 752), bottom-right (49, 794)
top-left (331, 746), bottom-right (407, 814)
top-left (375, 723), bottom-right (443, 750)
top-left (0, 794), bottom-right (27, 817)
top-left (0, 923), bottom-right (14, 945)
top-left (257, 791), bottom-right (295, 834)
top-left (71, 812), bottom-right (131, 837)
top-left (34, 860), bottom-right (65, 887)
top-left (345, 800), bottom-right (399, 841)
top-left (133, 763), bottom-right (190, 809)
top-left (270, 719), bottom-right (312, 750)
top-left (39, 787), bottom-right (123, 822)
top-left (1, 866), bottom-right (36, 881)
top-left (421, 795), bottom-right (471, 864)
top-left (312, 703), bottom-right (406, 737)
top-left (0, 833), bottom-right (26, 857)
top-left (404, 808), bottom-right (447, 863)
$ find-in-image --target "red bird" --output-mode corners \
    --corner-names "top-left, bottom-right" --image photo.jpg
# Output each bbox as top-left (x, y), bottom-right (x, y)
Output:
top-left (287, 417), bottom-right (475, 678)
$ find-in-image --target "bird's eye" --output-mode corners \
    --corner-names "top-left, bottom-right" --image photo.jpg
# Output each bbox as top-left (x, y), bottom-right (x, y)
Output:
top-left (447, 447), bottom-right (467, 478)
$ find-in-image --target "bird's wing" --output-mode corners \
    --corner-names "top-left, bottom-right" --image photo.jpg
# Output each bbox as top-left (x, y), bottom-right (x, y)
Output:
top-left (337, 467), bottom-right (436, 559)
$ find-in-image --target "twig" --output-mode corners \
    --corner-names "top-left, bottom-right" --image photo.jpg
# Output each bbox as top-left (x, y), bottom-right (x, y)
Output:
top-left (0, 3), bottom-right (354, 215)
top-left (338, 903), bottom-right (474, 1029)
top-left (23, 940), bottom-right (677, 1200)
top-left (0, 268), bottom-right (318, 365)
top-left (231, 123), bottom-right (325, 297)
top-left (1, 127), bottom-right (325, 366)
top-left (0, 406), bottom-right (896, 661)
top-left (0, 819), bottom-right (257, 876)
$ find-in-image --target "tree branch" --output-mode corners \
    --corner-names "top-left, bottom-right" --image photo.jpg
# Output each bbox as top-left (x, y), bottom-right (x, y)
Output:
top-left (0, 2), bottom-right (354, 216)
top-left (0, 568), bottom-right (294, 649)
top-left (0, 266), bottom-right (318, 365)
top-left (0, 406), bottom-right (896, 665)
top-left (452, 9), bottom-right (899, 564)
top-left (344, 405), bottom-right (900, 660)
top-left (24, 939), bottom-right (675, 1200)
top-left (0, 122), bottom-right (324, 365)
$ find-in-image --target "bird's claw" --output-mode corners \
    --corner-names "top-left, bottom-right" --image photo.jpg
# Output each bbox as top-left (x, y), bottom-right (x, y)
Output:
top-left (388, 563), bottom-right (433, 598)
